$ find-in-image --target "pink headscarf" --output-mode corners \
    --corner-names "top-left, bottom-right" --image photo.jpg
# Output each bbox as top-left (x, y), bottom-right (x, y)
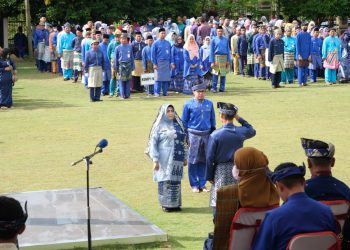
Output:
top-left (183, 34), bottom-right (199, 60)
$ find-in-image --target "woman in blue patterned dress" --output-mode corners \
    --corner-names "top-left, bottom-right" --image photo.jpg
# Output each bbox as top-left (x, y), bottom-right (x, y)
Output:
top-left (146, 104), bottom-right (188, 212)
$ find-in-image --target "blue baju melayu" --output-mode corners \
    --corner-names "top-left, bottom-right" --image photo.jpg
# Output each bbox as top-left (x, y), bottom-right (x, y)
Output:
top-left (151, 39), bottom-right (172, 96)
top-left (296, 31), bottom-right (312, 85)
top-left (309, 37), bottom-right (323, 82)
top-left (170, 45), bottom-right (185, 93)
top-left (182, 98), bottom-right (216, 190)
top-left (98, 41), bottom-right (111, 95)
top-left (114, 44), bottom-right (135, 98)
top-left (142, 45), bottom-right (154, 94)
top-left (253, 192), bottom-right (337, 250)
top-left (58, 32), bottom-right (76, 80)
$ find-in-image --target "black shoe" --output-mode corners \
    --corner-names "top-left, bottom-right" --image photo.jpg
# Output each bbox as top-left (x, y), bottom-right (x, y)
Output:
top-left (162, 207), bottom-right (172, 212)
top-left (63, 78), bottom-right (69, 81)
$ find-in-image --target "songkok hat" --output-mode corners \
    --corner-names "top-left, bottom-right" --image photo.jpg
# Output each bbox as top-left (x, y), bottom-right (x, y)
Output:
top-left (95, 30), bottom-right (102, 35)
top-left (64, 22), bottom-right (71, 28)
top-left (192, 83), bottom-right (207, 91)
top-left (217, 102), bottom-right (238, 116)
top-left (301, 138), bottom-right (335, 158)
top-left (103, 34), bottom-right (110, 39)
top-left (270, 162), bottom-right (306, 183)
top-left (91, 39), bottom-right (99, 45)
top-left (301, 21), bottom-right (309, 27)
top-left (135, 31), bottom-right (142, 35)
top-left (217, 26), bottom-right (223, 30)
top-left (313, 27), bottom-right (319, 32)
top-left (76, 27), bottom-right (83, 32)
top-left (159, 28), bottom-right (166, 32)
top-left (146, 35), bottom-right (153, 40)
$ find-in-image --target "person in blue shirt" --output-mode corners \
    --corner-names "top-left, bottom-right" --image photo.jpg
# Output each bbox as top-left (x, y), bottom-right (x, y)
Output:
top-left (255, 25), bottom-right (270, 80)
top-left (253, 162), bottom-right (337, 250)
top-left (13, 26), bottom-right (27, 59)
top-left (170, 36), bottom-right (184, 93)
top-left (58, 23), bottom-right (76, 81)
top-left (281, 27), bottom-right (296, 84)
top-left (151, 28), bottom-right (172, 97)
top-left (142, 35), bottom-right (155, 95)
top-left (98, 34), bottom-right (111, 95)
top-left (301, 138), bottom-right (350, 201)
top-left (210, 26), bottom-right (231, 93)
top-left (237, 27), bottom-right (248, 76)
top-left (85, 40), bottom-right (105, 102)
top-left (182, 83), bottom-right (215, 193)
top-left (33, 22), bottom-right (48, 72)
top-left (295, 23), bottom-right (312, 86)
top-left (206, 102), bottom-right (256, 210)
top-left (71, 27), bottom-right (83, 83)
top-left (268, 29), bottom-right (285, 88)
top-left (131, 31), bottom-right (146, 92)
top-left (309, 27), bottom-right (323, 83)
top-left (114, 34), bottom-right (135, 99)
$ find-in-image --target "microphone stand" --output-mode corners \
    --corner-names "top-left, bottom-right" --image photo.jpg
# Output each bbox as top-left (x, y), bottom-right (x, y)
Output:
top-left (71, 147), bottom-right (103, 250)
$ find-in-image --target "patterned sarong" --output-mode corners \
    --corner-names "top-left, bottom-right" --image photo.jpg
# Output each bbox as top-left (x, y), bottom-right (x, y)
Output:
top-left (210, 162), bottom-right (236, 207)
top-left (146, 60), bottom-right (154, 73)
top-left (259, 49), bottom-right (266, 67)
top-left (51, 45), bottom-right (57, 61)
top-left (183, 68), bottom-right (202, 95)
top-left (73, 51), bottom-right (82, 71)
top-left (62, 49), bottom-right (74, 69)
top-left (158, 181), bottom-right (181, 208)
top-left (323, 51), bottom-right (340, 70)
top-left (43, 46), bottom-right (51, 63)
top-left (118, 61), bottom-right (132, 81)
top-left (132, 60), bottom-right (143, 76)
top-left (37, 42), bottom-right (45, 60)
top-left (213, 184), bottom-right (240, 250)
top-left (284, 52), bottom-right (295, 68)
top-left (212, 55), bottom-right (229, 76)
top-left (269, 54), bottom-right (284, 74)
top-left (155, 60), bottom-right (171, 81)
top-left (188, 129), bottom-right (211, 164)
top-left (247, 53), bottom-right (254, 65)
top-left (87, 66), bottom-right (102, 87)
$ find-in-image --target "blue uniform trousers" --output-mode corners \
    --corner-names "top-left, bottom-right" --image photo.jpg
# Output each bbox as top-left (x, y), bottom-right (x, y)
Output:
top-left (102, 80), bottom-right (109, 95)
top-left (298, 66), bottom-right (308, 84)
top-left (254, 63), bottom-right (259, 77)
top-left (309, 69), bottom-right (319, 82)
top-left (212, 75), bottom-right (226, 92)
top-left (325, 68), bottom-right (337, 83)
top-left (57, 58), bottom-right (62, 75)
top-left (239, 56), bottom-right (247, 76)
top-left (281, 68), bottom-right (294, 83)
top-left (188, 162), bottom-right (207, 189)
top-left (89, 87), bottom-right (101, 101)
top-left (119, 80), bottom-right (131, 98)
top-left (154, 81), bottom-right (169, 96)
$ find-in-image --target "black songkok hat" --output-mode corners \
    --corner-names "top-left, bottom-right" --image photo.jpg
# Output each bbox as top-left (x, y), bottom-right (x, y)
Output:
top-left (217, 102), bottom-right (238, 116)
top-left (103, 34), bottom-right (110, 39)
top-left (301, 138), bottom-right (335, 158)
top-left (159, 28), bottom-right (166, 32)
top-left (217, 25), bottom-right (223, 30)
top-left (135, 31), bottom-right (142, 35)
top-left (121, 30), bottom-right (128, 33)
top-left (301, 21), bottom-right (309, 27)
top-left (85, 27), bottom-right (92, 32)
top-left (146, 35), bottom-right (153, 40)
top-left (95, 30), bottom-right (102, 35)
top-left (313, 27), bottom-right (319, 32)
top-left (76, 27), bottom-right (83, 32)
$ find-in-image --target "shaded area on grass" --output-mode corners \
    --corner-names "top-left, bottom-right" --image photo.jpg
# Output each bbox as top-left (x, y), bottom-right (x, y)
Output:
top-left (13, 97), bottom-right (77, 110)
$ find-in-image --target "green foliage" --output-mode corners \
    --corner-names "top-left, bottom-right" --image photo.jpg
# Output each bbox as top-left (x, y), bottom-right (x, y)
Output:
top-left (0, 0), bottom-right (23, 17)
top-left (280, 0), bottom-right (350, 23)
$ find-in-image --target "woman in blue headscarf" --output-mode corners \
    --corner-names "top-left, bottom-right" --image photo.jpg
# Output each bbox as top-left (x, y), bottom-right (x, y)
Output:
top-left (145, 104), bottom-right (188, 212)
top-left (338, 31), bottom-right (350, 83)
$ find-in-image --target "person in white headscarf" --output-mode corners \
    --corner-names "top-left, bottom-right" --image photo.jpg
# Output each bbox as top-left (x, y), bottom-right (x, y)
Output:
top-left (200, 36), bottom-right (212, 90)
top-left (145, 104), bottom-right (187, 212)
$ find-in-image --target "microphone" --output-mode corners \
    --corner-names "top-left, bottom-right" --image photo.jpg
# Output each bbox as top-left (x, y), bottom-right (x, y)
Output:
top-left (96, 139), bottom-right (108, 149)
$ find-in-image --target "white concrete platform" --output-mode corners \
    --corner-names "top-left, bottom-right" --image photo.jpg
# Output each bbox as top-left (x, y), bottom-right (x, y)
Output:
top-left (4, 187), bottom-right (167, 249)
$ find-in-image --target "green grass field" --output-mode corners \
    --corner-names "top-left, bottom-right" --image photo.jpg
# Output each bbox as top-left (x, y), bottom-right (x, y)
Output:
top-left (1, 60), bottom-right (350, 249)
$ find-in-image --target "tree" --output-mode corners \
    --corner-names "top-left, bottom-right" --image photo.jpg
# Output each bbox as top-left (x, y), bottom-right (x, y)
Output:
top-left (279, 0), bottom-right (350, 24)
top-left (0, 0), bottom-right (23, 17)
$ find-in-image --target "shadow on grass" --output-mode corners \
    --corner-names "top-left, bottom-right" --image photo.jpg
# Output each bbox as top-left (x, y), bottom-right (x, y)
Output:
top-left (70, 241), bottom-right (171, 250)
top-left (13, 97), bottom-right (76, 110)
top-left (180, 207), bottom-right (212, 214)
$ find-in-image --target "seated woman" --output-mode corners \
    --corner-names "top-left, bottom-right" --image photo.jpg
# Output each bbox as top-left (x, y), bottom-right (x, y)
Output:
top-left (145, 104), bottom-right (188, 212)
top-left (210, 147), bottom-right (280, 250)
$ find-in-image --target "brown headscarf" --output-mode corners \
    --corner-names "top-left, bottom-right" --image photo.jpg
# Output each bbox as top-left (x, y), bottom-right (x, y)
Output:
top-left (235, 147), bottom-right (280, 207)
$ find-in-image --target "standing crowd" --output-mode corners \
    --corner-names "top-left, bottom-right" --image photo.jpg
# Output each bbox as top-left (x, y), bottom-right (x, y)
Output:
top-left (29, 15), bottom-right (350, 102)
